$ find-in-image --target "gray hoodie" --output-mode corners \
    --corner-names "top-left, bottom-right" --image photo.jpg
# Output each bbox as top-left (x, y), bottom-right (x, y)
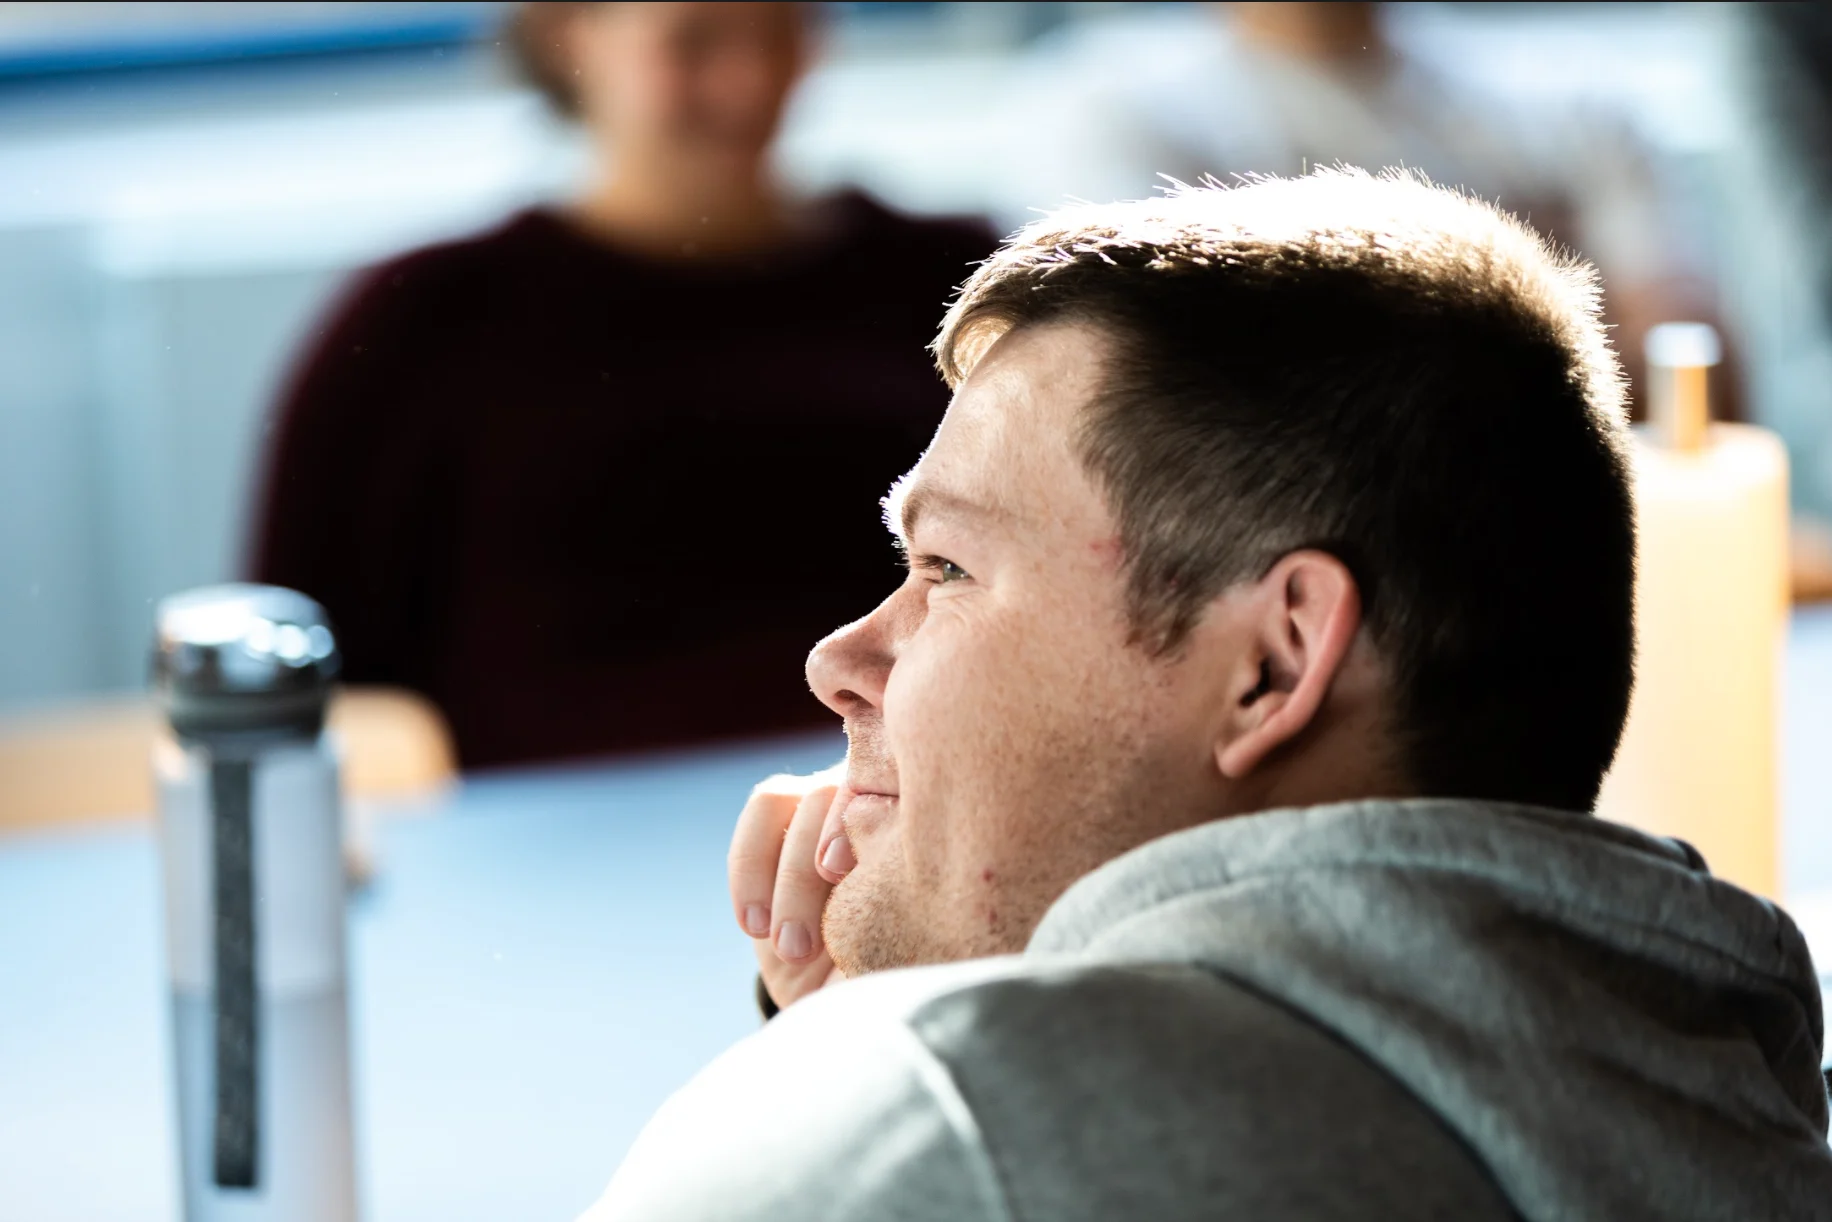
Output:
top-left (582, 799), bottom-right (1832, 1220)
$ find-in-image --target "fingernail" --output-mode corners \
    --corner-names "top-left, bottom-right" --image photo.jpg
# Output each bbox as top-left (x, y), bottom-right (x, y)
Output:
top-left (820, 834), bottom-right (856, 877)
top-left (776, 920), bottom-right (813, 961)
top-left (744, 903), bottom-right (770, 937)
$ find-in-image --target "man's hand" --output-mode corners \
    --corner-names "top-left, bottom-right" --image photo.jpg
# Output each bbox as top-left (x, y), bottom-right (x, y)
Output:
top-left (728, 766), bottom-right (850, 1012)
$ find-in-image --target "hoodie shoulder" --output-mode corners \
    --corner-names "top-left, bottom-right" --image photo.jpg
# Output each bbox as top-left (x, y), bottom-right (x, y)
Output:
top-left (584, 955), bottom-right (1516, 1222)
top-left (580, 959), bottom-right (1018, 1222)
top-left (910, 962), bottom-right (1519, 1222)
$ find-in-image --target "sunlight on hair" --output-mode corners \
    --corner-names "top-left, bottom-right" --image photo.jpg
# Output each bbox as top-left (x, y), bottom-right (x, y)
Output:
top-left (935, 166), bottom-right (1626, 440)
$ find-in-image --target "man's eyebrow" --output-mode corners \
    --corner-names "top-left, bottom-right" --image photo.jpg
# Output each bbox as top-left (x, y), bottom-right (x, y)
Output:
top-left (881, 475), bottom-right (1003, 544)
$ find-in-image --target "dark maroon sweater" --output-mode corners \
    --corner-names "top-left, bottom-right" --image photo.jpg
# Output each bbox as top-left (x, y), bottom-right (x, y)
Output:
top-left (250, 193), bottom-right (994, 770)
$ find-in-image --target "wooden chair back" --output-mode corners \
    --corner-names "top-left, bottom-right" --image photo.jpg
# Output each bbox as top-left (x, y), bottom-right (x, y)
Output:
top-left (0, 686), bottom-right (457, 834)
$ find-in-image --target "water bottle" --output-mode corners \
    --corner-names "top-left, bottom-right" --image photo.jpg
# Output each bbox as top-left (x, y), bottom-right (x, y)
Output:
top-left (151, 584), bottom-right (358, 1222)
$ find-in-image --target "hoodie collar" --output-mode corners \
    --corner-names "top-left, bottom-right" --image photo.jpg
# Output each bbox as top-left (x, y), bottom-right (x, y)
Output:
top-left (1027, 797), bottom-right (1809, 987)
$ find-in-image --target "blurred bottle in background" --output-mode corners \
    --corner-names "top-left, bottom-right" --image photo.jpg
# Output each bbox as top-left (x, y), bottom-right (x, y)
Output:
top-left (247, 2), bottom-right (995, 771)
top-left (1596, 325), bottom-right (1789, 897)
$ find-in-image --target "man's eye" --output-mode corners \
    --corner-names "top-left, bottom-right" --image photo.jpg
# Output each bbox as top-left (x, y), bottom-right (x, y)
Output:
top-left (913, 554), bottom-right (972, 584)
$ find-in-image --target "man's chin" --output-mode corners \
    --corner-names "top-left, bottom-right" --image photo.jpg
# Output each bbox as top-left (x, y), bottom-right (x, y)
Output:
top-left (820, 870), bottom-right (929, 978)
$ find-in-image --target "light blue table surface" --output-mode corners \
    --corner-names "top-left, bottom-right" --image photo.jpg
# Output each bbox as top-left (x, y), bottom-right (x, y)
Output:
top-left (5, 609), bottom-right (1832, 1222)
top-left (0, 729), bottom-right (845, 1222)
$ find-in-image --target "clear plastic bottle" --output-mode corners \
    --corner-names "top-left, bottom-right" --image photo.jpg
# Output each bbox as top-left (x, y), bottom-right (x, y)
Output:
top-left (151, 585), bottom-right (358, 1222)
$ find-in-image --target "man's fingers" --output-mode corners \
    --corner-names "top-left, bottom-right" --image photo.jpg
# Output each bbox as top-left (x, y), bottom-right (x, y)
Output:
top-left (731, 766), bottom-right (849, 1012)
top-left (752, 934), bottom-right (842, 1012)
top-left (729, 770), bottom-right (841, 938)
top-left (771, 787), bottom-right (839, 963)
top-left (729, 785), bottom-right (810, 937)
top-left (814, 790), bottom-right (856, 885)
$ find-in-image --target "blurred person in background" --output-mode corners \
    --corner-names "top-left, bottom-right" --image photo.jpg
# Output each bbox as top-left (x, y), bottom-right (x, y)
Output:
top-left (1719, 5), bottom-right (1832, 595)
top-left (1002, 1), bottom-right (1718, 406)
top-left (249, 1), bottom-right (993, 769)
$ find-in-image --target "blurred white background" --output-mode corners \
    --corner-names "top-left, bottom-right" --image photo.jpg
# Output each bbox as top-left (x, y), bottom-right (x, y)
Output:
top-left (0, 1), bottom-right (1773, 712)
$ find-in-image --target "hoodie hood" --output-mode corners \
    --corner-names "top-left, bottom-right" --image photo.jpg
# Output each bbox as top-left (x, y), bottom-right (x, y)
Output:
top-left (1027, 798), bottom-right (1832, 1221)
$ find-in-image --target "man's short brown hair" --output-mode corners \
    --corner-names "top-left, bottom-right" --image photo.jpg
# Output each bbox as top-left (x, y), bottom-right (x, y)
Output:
top-left (934, 170), bottom-right (1634, 812)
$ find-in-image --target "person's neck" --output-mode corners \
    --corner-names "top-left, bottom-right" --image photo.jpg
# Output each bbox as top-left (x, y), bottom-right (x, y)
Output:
top-left (1224, 695), bottom-right (1412, 817)
top-left (573, 161), bottom-right (792, 261)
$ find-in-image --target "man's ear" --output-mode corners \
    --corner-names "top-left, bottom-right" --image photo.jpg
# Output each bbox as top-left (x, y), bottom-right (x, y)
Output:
top-left (1215, 550), bottom-right (1363, 781)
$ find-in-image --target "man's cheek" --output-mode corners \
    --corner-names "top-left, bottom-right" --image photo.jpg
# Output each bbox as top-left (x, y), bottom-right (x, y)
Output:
top-left (880, 635), bottom-right (949, 747)
top-left (881, 638), bottom-right (978, 820)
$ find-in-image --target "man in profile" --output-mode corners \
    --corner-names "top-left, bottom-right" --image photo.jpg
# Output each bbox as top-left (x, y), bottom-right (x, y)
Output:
top-left (585, 171), bottom-right (1832, 1220)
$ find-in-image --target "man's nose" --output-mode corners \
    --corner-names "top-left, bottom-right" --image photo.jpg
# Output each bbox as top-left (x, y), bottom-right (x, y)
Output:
top-left (806, 601), bottom-right (895, 718)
